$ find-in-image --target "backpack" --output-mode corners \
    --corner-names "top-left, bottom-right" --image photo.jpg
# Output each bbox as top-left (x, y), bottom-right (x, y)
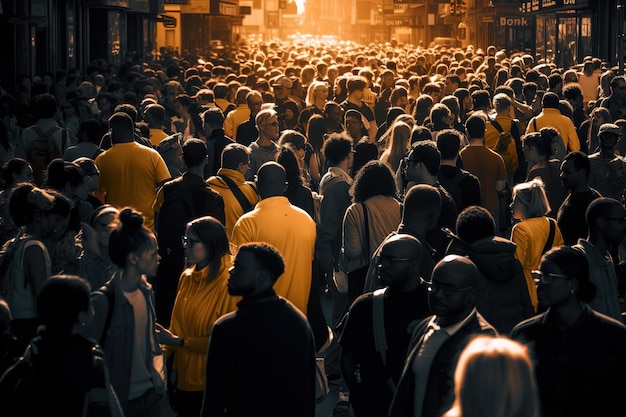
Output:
top-left (489, 119), bottom-right (521, 175)
top-left (27, 126), bottom-right (67, 185)
top-left (156, 181), bottom-right (217, 247)
top-left (438, 170), bottom-right (467, 211)
top-left (0, 339), bottom-right (110, 417)
top-left (0, 230), bottom-right (35, 304)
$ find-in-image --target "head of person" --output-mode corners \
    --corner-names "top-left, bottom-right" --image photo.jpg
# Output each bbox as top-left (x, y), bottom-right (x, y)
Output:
top-left (610, 75), bottom-right (626, 99)
top-left (346, 76), bottom-right (367, 97)
top-left (256, 161), bottom-right (287, 199)
top-left (456, 205), bottom-right (496, 244)
top-left (563, 83), bottom-right (583, 110)
top-left (202, 107), bottom-right (225, 136)
top-left (376, 234), bottom-right (423, 290)
top-left (324, 101), bottom-right (344, 125)
top-left (430, 103), bottom-right (453, 127)
top-left (37, 275), bottom-right (92, 338)
top-left (9, 183), bottom-right (71, 239)
top-left (228, 242), bottom-right (285, 296)
top-left (541, 92), bottom-right (560, 110)
top-left (306, 81), bottom-right (329, 107)
top-left (444, 335), bottom-right (539, 417)
top-left (440, 95), bottom-right (460, 120)
top-left (276, 145), bottom-right (304, 191)
top-left (255, 108), bottom-right (279, 141)
top-left (350, 160), bottom-right (397, 203)
top-left (73, 157), bottom-right (100, 193)
top-left (306, 114), bottom-right (328, 151)
top-left (344, 109), bottom-right (368, 140)
top-left (597, 123), bottom-right (621, 150)
top-left (322, 133), bottom-right (353, 170)
top-left (536, 246), bottom-right (595, 310)
top-left (143, 103), bottom-right (166, 127)
top-left (536, 127), bottom-right (562, 159)
top-left (108, 207), bottom-right (159, 276)
top-left (221, 142), bottom-right (250, 174)
top-left (157, 134), bottom-right (184, 171)
top-left (402, 184), bottom-right (442, 231)
top-left (246, 90), bottom-right (264, 117)
top-left (493, 92), bottom-right (512, 116)
top-left (465, 114), bottom-right (486, 140)
top-left (413, 94), bottom-right (434, 124)
top-left (108, 112), bottom-right (135, 144)
top-left (405, 140), bottom-right (441, 182)
top-left (590, 107), bottom-right (612, 128)
top-left (511, 178), bottom-right (551, 221)
top-left (1, 158), bottom-right (32, 189)
top-left (390, 87), bottom-right (409, 109)
top-left (90, 204), bottom-right (120, 252)
top-left (522, 132), bottom-right (548, 164)
top-left (560, 151), bottom-right (590, 191)
top-left (471, 90), bottom-right (491, 111)
top-left (35, 93), bottom-right (58, 119)
top-left (586, 197), bottom-right (626, 244)
top-left (410, 125), bottom-right (433, 145)
top-left (181, 137), bottom-right (208, 171)
top-left (183, 216), bottom-right (230, 281)
top-left (436, 129), bottom-right (462, 161)
top-left (271, 76), bottom-right (293, 100)
top-left (427, 254), bottom-right (478, 326)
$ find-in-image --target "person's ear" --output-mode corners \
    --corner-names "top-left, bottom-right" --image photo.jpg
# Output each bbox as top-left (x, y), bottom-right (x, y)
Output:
top-left (128, 252), bottom-right (139, 265)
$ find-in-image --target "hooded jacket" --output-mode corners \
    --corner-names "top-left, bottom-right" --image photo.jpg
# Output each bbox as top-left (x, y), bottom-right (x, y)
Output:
top-left (446, 234), bottom-right (535, 333)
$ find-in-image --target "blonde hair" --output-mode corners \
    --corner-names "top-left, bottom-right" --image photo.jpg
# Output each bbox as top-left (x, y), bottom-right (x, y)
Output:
top-left (380, 121), bottom-right (412, 172)
top-left (444, 335), bottom-right (539, 417)
top-left (305, 81), bottom-right (328, 107)
top-left (512, 178), bottom-right (551, 219)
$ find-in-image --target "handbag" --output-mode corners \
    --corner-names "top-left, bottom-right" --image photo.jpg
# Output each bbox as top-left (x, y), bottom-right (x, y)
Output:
top-left (315, 326), bottom-right (333, 403)
top-left (346, 203), bottom-right (370, 306)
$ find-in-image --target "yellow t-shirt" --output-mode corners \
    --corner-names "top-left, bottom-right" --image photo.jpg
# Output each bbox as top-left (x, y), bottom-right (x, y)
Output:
top-left (149, 128), bottom-right (169, 147)
top-left (231, 196), bottom-right (316, 315)
top-left (95, 141), bottom-right (171, 231)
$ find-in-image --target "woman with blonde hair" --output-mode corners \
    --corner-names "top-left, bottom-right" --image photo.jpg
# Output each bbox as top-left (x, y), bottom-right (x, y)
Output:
top-left (380, 121), bottom-right (412, 172)
top-left (510, 178), bottom-right (564, 310)
top-left (443, 335), bottom-right (539, 417)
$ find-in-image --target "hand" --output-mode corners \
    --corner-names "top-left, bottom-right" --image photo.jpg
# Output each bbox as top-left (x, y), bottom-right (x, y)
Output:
top-left (155, 323), bottom-right (179, 346)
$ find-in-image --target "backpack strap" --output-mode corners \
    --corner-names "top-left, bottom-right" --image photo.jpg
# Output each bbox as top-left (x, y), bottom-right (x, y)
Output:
top-left (542, 218), bottom-right (556, 255)
top-left (372, 286), bottom-right (396, 392)
top-left (218, 175), bottom-right (255, 213)
top-left (96, 284), bottom-right (116, 346)
top-left (533, 117), bottom-right (538, 132)
top-left (489, 119), bottom-right (504, 133)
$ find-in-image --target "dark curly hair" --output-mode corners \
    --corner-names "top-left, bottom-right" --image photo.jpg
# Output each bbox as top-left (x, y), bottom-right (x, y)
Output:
top-left (350, 160), bottom-right (398, 203)
top-left (108, 207), bottom-right (155, 268)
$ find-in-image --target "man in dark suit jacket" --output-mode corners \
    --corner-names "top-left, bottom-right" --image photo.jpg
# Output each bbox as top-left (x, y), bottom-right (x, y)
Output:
top-left (389, 255), bottom-right (497, 417)
top-left (201, 242), bottom-right (316, 417)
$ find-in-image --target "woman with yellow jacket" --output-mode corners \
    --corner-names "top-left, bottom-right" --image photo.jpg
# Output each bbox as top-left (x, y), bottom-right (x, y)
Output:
top-left (510, 178), bottom-right (564, 311)
top-left (156, 216), bottom-right (239, 417)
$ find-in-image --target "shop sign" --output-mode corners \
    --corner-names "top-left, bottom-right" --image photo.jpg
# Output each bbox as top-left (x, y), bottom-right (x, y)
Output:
top-left (498, 16), bottom-right (533, 27)
top-left (219, 1), bottom-right (237, 15)
top-left (385, 16), bottom-right (413, 26)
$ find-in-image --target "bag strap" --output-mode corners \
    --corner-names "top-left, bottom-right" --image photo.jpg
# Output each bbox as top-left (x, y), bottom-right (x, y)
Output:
top-left (542, 218), bottom-right (556, 255)
top-left (533, 117), bottom-right (538, 132)
top-left (97, 284), bottom-right (115, 346)
top-left (372, 286), bottom-right (396, 392)
top-left (489, 119), bottom-right (504, 133)
top-left (218, 175), bottom-right (254, 213)
top-left (362, 202), bottom-right (370, 257)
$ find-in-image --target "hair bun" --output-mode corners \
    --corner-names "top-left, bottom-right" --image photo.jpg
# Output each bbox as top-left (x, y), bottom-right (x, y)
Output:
top-left (118, 207), bottom-right (144, 231)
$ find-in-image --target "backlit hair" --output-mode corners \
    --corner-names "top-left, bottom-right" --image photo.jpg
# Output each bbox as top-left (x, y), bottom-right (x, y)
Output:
top-left (443, 335), bottom-right (539, 417)
top-left (512, 178), bottom-right (551, 219)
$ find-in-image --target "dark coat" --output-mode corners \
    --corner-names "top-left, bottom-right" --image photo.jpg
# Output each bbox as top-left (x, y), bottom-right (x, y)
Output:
top-left (201, 290), bottom-right (316, 417)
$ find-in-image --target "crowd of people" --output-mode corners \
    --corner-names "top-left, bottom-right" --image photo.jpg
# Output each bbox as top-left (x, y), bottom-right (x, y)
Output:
top-left (0, 36), bottom-right (625, 417)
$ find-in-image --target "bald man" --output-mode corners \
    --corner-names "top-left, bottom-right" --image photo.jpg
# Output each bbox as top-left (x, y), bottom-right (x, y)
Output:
top-left (231, 162), bottom-right (317, 317)
top-left (390, 255), bottom-right (497, 417)
top-left (340, 234), bottom-right (431, 417)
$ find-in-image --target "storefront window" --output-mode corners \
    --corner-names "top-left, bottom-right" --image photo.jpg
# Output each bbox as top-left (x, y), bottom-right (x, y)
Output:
top-left (557, 16), bottom-right (578, 68)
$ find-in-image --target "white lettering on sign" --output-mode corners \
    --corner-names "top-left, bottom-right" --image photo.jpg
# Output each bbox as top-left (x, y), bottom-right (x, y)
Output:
top-left (563, 0), bottom-right (576, 4)
top-left (499, 17), bottom-right (529, 27)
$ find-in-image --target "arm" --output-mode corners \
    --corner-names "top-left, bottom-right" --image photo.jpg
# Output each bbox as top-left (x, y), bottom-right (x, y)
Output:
top-left (342, 204), bottom-right (365, 261)
top-left (24, 244), bottom-right (49, 295)
top-left (316, 184), bottom-right (350, 272)
top-left (513, 99), bottom-right (533, 120)
top-left (201, 323), bottom-right (234, 417)
top-left (566, 120), bottom-right (581, 152)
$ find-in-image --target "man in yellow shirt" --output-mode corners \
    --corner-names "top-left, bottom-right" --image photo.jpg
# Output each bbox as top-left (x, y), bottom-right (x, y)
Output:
top-left (231, 162), bottom-right (316, 315)
top-left (95, 112), bottom-right (171, 232)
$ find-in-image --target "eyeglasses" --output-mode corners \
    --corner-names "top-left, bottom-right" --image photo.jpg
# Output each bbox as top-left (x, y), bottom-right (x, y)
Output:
top-left (422, 278), bottom-right (474, 294)
top-left (377, 254), bottom-right (416, 266)
top-left (531, 270), bottom-right (571, 284)
top-left (181, 235), bottom-right (202, 249)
